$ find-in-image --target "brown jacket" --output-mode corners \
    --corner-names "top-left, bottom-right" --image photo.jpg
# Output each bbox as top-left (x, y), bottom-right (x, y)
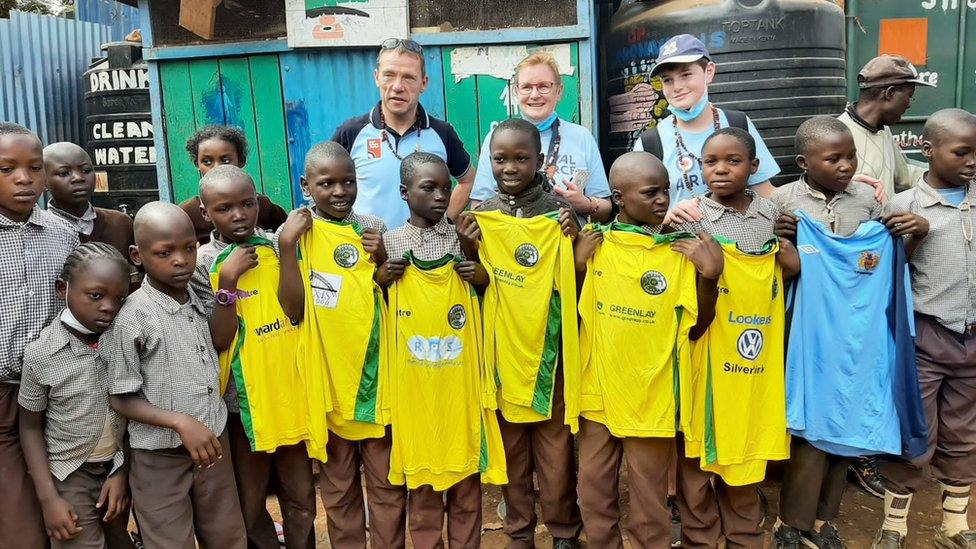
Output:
top-left (88, 207), bottom-right (135, 261)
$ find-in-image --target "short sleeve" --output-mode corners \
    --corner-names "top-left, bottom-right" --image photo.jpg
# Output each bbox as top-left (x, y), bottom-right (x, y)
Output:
top-left (471, 136), bottom-right (496, 202)
top-left (583, 135), bottom-right (611, 199)
top-left (17, 359), bottom-right (48, 412)
top-left (870, 195), bottom-right (886, 219)
top-left (331, 115), bottom-right (369, 154)
top-left (189, 265), bottom-right (215, 318)
top-left (746, 117), bottom-right (781, 186)
top-left (770, 186), bottom-right (788, 212)
top-left (103, 320), bottom-right (146, 395)
top-left (434, 121), bottom-right (472, 179)
top-left (891, 140), bottom-right (924, 194)
top-left (257, 194), bottom-right (289, 232)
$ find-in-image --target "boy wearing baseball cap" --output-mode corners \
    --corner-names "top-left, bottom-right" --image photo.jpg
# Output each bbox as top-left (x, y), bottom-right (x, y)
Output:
top-left (633, 33), bottom-right (781, 224)
top-left (839, 54), bottom-right (936, 503)
top-left (838, 54), bottom-right (936, 202)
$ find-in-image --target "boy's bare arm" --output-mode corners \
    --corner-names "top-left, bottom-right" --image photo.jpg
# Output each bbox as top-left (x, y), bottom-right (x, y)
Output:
top-left (672, 232), bottom-right (723, 340)
top-left (573, 228), bottom-right (603, 296)
top-left (19, 408), bottom-right (83, 541)
top-left (776, 239), bottom-right (801, 280)
top-left (209, 246), bottom-right (258, 351)
top-left (109, 394), bottom-right (222, 469)
top-left (277, 209), bottom-right (312, 322)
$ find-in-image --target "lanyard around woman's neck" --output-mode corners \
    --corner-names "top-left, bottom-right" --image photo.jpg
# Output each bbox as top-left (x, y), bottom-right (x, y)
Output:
top-left (542, 117), bottom-right (562, 186)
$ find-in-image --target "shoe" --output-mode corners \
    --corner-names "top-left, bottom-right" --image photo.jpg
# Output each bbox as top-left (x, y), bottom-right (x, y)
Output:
top-left (668, 496), bottom-right (681, 547)
top-left (773, 522), bottom-right (803, 549)
top-left (552, 539), bottom-right (581, 549)
top-left (849, 456), bottom-right (886, 498)
top-left (870, 529), bottom-right (906, 549)
top-left (800, 522), bottom-right (846, 548)
top-left (935, 529), bottom-right (976, 549)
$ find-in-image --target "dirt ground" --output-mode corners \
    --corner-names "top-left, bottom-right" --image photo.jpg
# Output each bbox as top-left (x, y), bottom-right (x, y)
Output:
top-left (263, 465), bottom-right (975, 548)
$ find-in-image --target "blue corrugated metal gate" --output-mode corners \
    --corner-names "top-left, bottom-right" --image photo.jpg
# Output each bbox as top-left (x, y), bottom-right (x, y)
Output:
top-left (0, 10), bottom-right (114, 145)
top-left (75, 0), bottom-right (138, 42)
top-left (279, 47), bottom-right (448, 205)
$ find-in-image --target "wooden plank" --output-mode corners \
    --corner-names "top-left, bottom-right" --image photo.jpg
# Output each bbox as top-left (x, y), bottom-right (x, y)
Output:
top-left (158, 61), bottom-right (201, 203)
top-left (441, 47), bottom-right (481, 166)
top-left (247, 54), bottom-right (293, 209)
top-left (179, 0), bottom-right (221, 40)
top-left (216, 57), bottom-right (262, 189)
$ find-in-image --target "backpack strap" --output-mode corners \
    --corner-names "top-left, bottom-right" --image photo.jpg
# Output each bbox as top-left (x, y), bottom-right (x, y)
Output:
top-left (639, 109), bottom-right (749, 161)
top-left (639, 126), bottom-right (664, 161)
top-left (723, 109), bottom-right (749, 131)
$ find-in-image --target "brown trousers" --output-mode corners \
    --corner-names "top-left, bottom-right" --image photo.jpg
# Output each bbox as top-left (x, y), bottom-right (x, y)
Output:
top-left (577, 418), bottom-right (673, 549)
top-left (883, 314), bottom-right (976, 493)
top-left (676, 435), bottom-right (763, 549)
top-left (227, 414), bottom-right (316, 549)
top-left (51, 462), bottom-right (135, 549)
top-left (0, 383), bottom-right (47, 549)
top-left (319, 429), bottom-right (406, 549)
top-left (129, 430), bottom-right (246, 549)
top-left (498, 372), bottom-right (582, 547)
top-left (408, 475), bottom-right (482, 549)
top-left (778, 437), bottom-right (851, 530)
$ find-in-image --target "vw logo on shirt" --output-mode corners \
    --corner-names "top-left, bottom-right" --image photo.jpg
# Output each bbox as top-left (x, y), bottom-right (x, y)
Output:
top-left (737, 329), bottom-right (764, 361)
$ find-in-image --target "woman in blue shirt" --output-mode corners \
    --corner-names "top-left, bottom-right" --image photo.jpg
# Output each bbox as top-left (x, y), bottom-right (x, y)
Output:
top-left (470, 52), bottom-right (613, 222)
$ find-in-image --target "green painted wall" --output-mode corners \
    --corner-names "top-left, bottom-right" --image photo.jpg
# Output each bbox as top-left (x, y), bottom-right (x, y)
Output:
top-left (158, 42), bottom-right (584, 206)
top-left (846, 0), bottom-right (976, 162)
top-left (159, 54), bottom-right (292, 206)
top-left (440, 42), bottom-right (582, 165)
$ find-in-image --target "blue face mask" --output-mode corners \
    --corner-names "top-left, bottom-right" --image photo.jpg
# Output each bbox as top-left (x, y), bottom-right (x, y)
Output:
top-left (668, 91), bottom-right (710, 122)
top-left (528, 112), bottom-right (559, 132)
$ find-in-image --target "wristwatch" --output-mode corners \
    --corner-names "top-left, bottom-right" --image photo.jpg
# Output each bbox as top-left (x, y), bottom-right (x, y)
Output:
top-left (214, 289), bottom-right (240, 307)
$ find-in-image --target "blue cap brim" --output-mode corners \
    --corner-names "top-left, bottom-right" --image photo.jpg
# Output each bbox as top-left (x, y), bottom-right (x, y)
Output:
top-left (650, 54), bottom-right (708, 76)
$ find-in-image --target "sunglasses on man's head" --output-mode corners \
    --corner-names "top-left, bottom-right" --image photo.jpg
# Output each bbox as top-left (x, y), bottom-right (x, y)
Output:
top-left (381, 38), bottom-right (422, 54)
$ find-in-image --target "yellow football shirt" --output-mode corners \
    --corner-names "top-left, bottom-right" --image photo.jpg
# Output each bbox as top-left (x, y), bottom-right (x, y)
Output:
top-left (298, 218), bottom-right (387, 443)
top-left (209, 236), bottom-right (316, 456)
top-left (386, 253), bottom-right (507, 490)
top-left (578, 224), bottom-right (698, 438)
top-left (683, 238), bottom-right (789, 485)
top-left (471, 210), bottom-right (580, 431)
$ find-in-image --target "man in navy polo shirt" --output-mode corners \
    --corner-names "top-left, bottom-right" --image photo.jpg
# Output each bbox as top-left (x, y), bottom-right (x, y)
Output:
top-left (332, 38), bottom-right (474, 230)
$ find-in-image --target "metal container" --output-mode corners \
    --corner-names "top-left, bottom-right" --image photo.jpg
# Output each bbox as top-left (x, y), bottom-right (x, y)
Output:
top-left (84, 41), bottom-right (158, 215)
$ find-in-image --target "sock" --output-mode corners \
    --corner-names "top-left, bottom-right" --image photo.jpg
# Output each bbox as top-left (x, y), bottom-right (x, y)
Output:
top-left (882, 490), bottom-right (913, 537)
top-left (941, 483), bottom-right (972, 537)
top-left (813, 519), bottom-right (826, 532)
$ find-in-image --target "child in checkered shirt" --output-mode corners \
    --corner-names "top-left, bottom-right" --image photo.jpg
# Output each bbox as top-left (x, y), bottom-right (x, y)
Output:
top-left (376, 151), bottom-right (487, 289)
top-left (871, 108), bottom-right (976, 549)
top-left (19, 243), bottom-right (135, 549)
top-left (102, 202), bottom-right (246, 548)
top-left (0, 122), bottom-right (80, 547)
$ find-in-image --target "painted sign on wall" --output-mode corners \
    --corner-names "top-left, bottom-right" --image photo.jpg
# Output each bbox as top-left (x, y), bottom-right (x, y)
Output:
top-left (285, 0), bottom-right (409, 47)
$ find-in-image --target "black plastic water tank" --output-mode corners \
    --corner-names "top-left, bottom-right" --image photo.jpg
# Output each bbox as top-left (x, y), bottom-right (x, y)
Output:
top-left (84, 42), bottom-right (158, 216)
top-left (603, 0), bottom-right (846, 185)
